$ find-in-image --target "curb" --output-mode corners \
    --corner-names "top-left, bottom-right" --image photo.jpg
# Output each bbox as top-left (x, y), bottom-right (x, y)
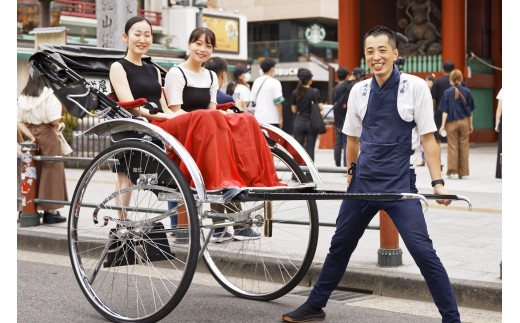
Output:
top-left (17, 228), bottom-right (501, 312)
top-left (304, 264), bottom-right (501, 312)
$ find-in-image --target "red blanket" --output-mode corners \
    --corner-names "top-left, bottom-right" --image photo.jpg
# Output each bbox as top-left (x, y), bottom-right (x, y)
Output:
top-left (152, 110), bottom-right (285, 190)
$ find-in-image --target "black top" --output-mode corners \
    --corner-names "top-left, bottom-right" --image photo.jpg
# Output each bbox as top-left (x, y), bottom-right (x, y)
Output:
top-left (431, 75), bottom-right (466, 109)
top-left (290, 87), bottom-right (322, 115)
top-left (175, 66), bottom-right (214, 112)
top-left (332, 80), bottom-right (355, 128)
top-left (113, 59), bottom-right (163, 112)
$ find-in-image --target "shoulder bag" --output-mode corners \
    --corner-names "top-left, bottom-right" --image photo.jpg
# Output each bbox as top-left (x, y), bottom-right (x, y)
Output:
top-left (249, 76), bottom-right (269, 109)
top-left (50, 122), bottom-right (73, 156)
top-left (310, 88), bottom-right (327, 134)
top-left (453, 86), bottom-right (472, 116)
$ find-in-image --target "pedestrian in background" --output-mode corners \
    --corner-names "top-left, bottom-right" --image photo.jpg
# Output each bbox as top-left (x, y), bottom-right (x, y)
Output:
top-left (291, 68), bottom-right (324, 163)
top-left (17, 73), bottom-right (68, 224)
top-left (205, 56), bottom-right (243, 106)
top-left (425, 73), bottom-right (435, 90)
top-left (228, 66), bottom-right (251, 111)
top-left (495, 88), bottom-right (502, 179)
top-left (431, 61), bottom-right (466, 169)
top-left (204, 56), bottom-right (248, 242)
top-left (331, 67), bottom-right (353, 167)
top-left (438, 69), bottom-right (476, 179)
top-left (416, 73), bottom-right (436, 167)
top-left (250, 58), bottom-right (285, 128)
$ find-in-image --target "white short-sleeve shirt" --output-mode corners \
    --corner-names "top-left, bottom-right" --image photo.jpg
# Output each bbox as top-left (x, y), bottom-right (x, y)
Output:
top-left (343, 73), bottom-right (437, 164)
top-left (250, 75), bottom-right (285, 124)
top-left (17, 87), bottom-right (62, 124)
top-left (233, 83), bottom-right (251, 103)
top-left (164, 65), bottom-right (218, 107)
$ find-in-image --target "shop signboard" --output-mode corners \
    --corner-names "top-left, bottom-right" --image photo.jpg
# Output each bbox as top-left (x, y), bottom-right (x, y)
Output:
top-left (203, 14), bottom-right (240, 54)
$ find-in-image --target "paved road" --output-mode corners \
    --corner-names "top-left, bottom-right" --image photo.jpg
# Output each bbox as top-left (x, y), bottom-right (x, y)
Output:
top-left (17, 250), bottom-right (501, 323)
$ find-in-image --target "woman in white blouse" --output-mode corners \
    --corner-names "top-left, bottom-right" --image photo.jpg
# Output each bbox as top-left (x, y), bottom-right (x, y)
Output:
top-left (17, 74), bottom-right (68, 224)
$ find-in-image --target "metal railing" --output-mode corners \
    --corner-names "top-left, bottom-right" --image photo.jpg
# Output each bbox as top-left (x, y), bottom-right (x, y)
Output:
top-left (248, 40), bottom-right (339, 64)
top-left (17, 154), bottom-right (379, 230)
top-left (51, 0), bottom-right (163, 25)
top-left (360, 55), bottom-right (443, 74)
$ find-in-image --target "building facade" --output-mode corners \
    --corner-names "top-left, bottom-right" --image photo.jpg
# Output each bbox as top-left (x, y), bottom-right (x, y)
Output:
top-left (17, 0), bottom-right (502, 142)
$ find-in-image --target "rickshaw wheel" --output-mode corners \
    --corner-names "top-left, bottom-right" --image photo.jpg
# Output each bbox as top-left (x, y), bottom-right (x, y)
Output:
top-left (202, 146), bottom-right (319, 301)
top-left (68, 140), bottom-right (199, 323)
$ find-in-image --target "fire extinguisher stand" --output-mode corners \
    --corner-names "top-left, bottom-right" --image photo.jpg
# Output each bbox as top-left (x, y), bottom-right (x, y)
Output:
top-left (19, 141), bottom-right (40, 227)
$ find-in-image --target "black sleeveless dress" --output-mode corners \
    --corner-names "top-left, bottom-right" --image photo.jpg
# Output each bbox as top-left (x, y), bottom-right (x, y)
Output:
top-left (174, 66), bottom-right (213, 112)
top-left (111, 59), bottom-right (164, 173)
top-left (113, 59), bottom-right (164, 113)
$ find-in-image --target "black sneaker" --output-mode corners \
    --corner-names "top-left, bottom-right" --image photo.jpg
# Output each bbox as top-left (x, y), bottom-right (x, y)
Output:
top-left (42, 212), bottom-right (66, 224)
top-left (281, 302), bottom-right (325, 322)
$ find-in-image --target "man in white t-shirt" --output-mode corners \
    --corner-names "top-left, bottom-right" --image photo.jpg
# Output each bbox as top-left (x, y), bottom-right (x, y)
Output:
top-left (250, 58), bottom-right (285, 127)
top-left (282, 25), bottom-right (460, 323)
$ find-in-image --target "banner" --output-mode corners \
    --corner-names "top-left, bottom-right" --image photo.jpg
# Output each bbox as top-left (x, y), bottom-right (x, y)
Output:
top-left (203, 14), bottom-right (240, 54)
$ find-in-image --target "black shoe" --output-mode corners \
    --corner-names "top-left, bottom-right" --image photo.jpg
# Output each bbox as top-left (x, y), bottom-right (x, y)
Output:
top-left (104, 228), bottom-right (137, 268)
top-left (282, 302), bottom-right (325, 322)
top-left (43, 212), bottom-right (66, 224)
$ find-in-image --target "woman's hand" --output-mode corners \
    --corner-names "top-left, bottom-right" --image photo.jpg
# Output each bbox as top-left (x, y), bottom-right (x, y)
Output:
top-left (438, 125), bottom-right (445, 135)
top-left (218, 109), bottom-right (233, 115)
top-left (174, 109), bottom-right (187, 117)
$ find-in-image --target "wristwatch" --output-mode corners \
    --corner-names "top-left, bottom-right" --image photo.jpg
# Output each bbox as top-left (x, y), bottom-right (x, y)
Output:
top-left (431, 179), bottom-right (445, 187)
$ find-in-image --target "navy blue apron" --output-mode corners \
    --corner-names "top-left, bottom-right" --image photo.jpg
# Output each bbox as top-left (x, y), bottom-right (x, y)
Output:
top-left (348, 65), bottom-right (415, 194)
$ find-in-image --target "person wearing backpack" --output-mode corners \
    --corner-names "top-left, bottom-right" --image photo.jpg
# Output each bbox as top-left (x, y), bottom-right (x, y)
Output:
top-left (438, 69), bottom-right (476, 179)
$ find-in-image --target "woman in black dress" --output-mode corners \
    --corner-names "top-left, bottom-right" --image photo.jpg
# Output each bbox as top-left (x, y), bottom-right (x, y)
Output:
top-left (291, 68), bottom-right (324, 162)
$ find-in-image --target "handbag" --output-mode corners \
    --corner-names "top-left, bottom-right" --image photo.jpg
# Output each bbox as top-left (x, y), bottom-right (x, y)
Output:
top-left (53, 122), bottom-right (73, 156)
top-left (310, 89), bottom-right (327, 134)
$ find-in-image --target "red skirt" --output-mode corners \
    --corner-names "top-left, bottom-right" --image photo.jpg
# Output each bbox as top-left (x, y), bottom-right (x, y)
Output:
top-left (152, 110), bottom-right (284, 190)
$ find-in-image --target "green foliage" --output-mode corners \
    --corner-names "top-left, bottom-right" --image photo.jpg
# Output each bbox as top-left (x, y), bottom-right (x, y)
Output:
top-left (62, 112), bottom-right (77, 144)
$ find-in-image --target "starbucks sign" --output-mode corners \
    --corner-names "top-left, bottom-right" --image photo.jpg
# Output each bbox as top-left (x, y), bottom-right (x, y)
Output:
top-left (305, 23), bottom-right (326, 44)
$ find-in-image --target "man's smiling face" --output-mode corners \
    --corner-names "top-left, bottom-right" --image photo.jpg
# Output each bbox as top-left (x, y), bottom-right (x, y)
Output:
top-left (364, 34), bottom-right (398, 85)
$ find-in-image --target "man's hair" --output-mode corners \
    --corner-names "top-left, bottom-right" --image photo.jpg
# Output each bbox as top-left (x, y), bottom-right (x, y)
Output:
top-left (364, 25), bottom-right (397, 49)
top-left (204, 56), bottom-right (228, 77)
top-left (260, 58), bottom-right (276, 73)
top-left (442, 60), bottom-right (455, 73)
top-left (336, 67), bottom-right (349, 80)
top-left (425, 74), bottom-right (435, 81)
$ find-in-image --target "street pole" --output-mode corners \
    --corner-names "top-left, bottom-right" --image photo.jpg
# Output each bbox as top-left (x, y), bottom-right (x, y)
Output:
top-left (377, 210), bottom-right (403, 266)
top-left (197, 7), bottom-right (203, 28)
top-left (39, 0), bottom-right (51, 27)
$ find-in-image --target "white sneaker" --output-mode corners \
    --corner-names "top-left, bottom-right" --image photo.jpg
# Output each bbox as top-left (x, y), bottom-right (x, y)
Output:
top-left (459, 175), bottom-right (469, 179)
top-left (446, 173), bottom-right (459, 179)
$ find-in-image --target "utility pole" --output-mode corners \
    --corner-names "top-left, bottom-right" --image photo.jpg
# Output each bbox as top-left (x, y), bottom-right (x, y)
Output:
top-left (39, 0), bottom-right (52, 27)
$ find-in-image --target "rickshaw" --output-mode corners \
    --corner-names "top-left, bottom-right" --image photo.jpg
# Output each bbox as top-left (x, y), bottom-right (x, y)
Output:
top-left (28, 44), bottom-right (471, 323)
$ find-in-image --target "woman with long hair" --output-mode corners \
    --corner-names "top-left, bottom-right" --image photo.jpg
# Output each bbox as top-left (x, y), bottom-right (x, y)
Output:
top-left (290, 68), bottom-right (324, 162)
top-left (17, 73), bottom-right (68, 223)
top-left (438, 69), bottom-right (476, 179)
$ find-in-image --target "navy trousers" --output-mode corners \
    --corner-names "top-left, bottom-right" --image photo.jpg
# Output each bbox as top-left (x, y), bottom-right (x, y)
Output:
top-left (307, 198), bottom-right (460, 323)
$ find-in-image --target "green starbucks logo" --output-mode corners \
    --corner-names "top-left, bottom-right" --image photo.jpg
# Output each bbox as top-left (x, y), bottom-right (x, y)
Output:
top-left (305, 23), bottom-right (326, 44)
